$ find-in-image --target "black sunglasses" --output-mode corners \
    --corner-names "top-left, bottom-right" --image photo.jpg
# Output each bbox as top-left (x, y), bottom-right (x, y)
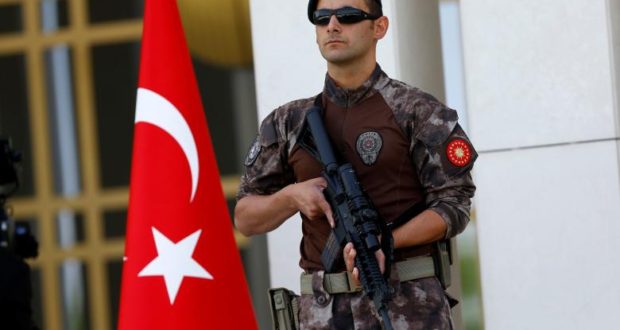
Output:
top-left (312, 7), bottom-right (380, 26)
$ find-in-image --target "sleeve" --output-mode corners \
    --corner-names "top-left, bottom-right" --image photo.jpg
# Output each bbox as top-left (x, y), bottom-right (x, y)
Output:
top-left (236, 111), bottom-right (295, 201)
top-left (411, 99), bottom-right (477, 239)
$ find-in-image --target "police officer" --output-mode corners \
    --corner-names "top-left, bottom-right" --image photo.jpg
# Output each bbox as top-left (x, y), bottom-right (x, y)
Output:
top-left (235, 0), bottom-right (476, 328)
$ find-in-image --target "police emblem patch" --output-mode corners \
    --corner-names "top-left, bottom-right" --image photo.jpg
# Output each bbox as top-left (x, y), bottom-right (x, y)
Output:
top-left (446, 139), bottom-right (472, 167)
top-left (356, 131), bottom-right (383, 165)
top-left (244, 138), bottom-right (261, 166)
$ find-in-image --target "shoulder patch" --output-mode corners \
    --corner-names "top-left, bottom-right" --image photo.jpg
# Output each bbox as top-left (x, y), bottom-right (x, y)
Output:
top-left (436, 127), bottom-right (477, 177)
top-left (244, 137), bottom-right (261, 166)
top-left (446, 139), bottom-right (473, 167)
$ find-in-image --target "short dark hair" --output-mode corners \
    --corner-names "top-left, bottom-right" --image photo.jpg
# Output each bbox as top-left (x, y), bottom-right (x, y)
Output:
top-left (307, 0), bottom-right (383, 24)
top-left (363, 0), bottom-right (383, 17)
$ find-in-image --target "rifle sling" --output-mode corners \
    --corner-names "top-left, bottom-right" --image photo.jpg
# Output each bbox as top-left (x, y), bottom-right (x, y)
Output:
top-left (388, 202), bottom-right (427, 230)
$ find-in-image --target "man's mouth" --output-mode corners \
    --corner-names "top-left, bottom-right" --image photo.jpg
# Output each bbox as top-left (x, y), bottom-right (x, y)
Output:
top-left (326, 39), bottom-right (345, 45)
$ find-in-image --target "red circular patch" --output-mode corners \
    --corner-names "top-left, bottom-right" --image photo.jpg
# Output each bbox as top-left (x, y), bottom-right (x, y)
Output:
top-left (446, 139), bottom-right (472, 167)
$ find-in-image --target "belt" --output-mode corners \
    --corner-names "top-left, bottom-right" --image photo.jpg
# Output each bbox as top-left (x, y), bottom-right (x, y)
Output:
top-left (300, 256), bottom-right (436, 295)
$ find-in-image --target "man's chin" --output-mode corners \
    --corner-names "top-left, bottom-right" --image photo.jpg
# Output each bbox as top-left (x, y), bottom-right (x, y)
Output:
top-left (321, 52), bottom-right (353, 65)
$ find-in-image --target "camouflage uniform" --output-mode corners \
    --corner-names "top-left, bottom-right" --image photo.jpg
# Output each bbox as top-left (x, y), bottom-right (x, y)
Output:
top-left (299, 271), bottom-right (453, 330)
top-left (238, 65), bottom-right (476, 329)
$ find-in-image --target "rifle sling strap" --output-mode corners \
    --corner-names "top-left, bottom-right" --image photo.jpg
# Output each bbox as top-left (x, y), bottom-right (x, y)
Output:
top-left (388, 202), bottom-right (427, 230)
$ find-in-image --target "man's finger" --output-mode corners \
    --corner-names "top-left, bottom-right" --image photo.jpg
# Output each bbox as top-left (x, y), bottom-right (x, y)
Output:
top-left (344, 242), bottom-right (356, 272)
top-left (319, 199), bottom-right (335, 228)
top-left (375, 250), bottom-right (386, 274)
top-left (309, 176), bottom-right (327, 187)
top-left (325, 209), bottom-right (335, 228)
top-left (351, 267), bottom-right (360, 286)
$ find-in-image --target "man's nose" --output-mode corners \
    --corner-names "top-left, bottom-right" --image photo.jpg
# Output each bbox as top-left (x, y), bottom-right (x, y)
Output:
top-left (326, 15), bottom-right (341, 32)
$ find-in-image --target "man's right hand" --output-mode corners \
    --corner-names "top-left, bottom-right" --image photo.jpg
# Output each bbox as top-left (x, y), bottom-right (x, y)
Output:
top-left (234, 177), bottom-right (335, 236)
top-left (285, 177), bottom-right (335, 227)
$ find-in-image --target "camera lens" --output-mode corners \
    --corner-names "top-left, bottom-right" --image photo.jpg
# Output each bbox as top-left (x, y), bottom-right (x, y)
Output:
top-left (16, 226), bottom-right (27, 235)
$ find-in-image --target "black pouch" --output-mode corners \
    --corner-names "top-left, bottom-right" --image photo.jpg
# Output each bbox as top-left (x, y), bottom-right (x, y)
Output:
top-left (268, 288), bottom-right (300, 330)
top-left (434, 240), bottom-right (452, 289)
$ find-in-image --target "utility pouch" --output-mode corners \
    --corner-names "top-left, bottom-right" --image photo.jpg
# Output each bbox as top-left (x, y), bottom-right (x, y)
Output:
top-left (268, 288), bottom-right (300, 330)
top-left (434, 240), bottom-right (452, 289)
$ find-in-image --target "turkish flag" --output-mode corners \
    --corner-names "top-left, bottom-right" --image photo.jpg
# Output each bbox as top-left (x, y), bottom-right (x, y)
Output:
top-left (117, 0), bottom-right (257, 329)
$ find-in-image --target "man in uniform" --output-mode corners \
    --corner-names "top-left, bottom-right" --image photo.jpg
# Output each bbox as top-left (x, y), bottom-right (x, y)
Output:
top-left (235, 0), bottom-right (476, 328)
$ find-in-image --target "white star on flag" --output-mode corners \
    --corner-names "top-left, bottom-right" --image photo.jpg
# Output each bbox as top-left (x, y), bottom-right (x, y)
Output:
top-left (139, 227), bottom-right (213, 304)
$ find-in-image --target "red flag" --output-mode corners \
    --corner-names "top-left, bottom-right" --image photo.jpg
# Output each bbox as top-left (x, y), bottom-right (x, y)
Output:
top-left (118, 0), bottom-right (257, 329)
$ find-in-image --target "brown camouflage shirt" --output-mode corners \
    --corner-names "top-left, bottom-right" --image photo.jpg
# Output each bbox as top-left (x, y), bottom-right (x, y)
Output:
top-left (238, 65), bottom-right (477, 271)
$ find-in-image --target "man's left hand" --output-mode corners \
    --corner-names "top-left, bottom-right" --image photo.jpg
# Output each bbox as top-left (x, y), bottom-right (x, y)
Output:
top-left (343, 242), bottom-right (385, 286)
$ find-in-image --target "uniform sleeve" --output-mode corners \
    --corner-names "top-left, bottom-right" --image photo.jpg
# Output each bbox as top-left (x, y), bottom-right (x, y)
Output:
top-left (411, 100), bottom-right (477, 239)
top-left (236, 111), bottom-right (294, 200)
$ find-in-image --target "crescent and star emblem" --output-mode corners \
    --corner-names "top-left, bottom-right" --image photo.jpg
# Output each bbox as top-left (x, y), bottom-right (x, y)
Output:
top-left (132, 88), bottom-right (213, 305)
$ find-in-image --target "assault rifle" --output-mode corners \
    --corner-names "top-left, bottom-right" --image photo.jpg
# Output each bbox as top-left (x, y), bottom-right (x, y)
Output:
top-left (303, 107), bottom-right (394, 330)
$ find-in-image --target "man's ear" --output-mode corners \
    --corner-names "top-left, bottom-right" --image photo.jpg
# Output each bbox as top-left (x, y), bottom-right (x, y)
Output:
top-left (374, 16), bottom-right (389, 39)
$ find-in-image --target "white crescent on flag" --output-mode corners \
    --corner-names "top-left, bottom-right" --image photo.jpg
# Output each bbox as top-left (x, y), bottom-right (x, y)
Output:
top-left (135, 87), bottom-right (199, 202)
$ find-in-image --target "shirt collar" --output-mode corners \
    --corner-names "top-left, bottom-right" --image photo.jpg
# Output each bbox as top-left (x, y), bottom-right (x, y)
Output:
top-left (323, 64), bottom-right (386, 108)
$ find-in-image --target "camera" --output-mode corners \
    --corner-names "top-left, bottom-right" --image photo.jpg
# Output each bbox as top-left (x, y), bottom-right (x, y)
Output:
top-left (1, 137), bottom-right (20, 195)
top-left (0, 137), bottom-right (38, 259)
top-left (0, 136), bottom-right (39, 329)
top-left (1, 218), bottom-right (39, 259)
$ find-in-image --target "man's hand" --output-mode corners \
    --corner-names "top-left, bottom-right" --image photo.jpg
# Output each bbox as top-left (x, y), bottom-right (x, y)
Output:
top-left (285, 177), bottom-right (335, 227)
top-left (343, 242), bottom-right (385, 286)
top-left (234, 177), bottom-right (335, 236)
